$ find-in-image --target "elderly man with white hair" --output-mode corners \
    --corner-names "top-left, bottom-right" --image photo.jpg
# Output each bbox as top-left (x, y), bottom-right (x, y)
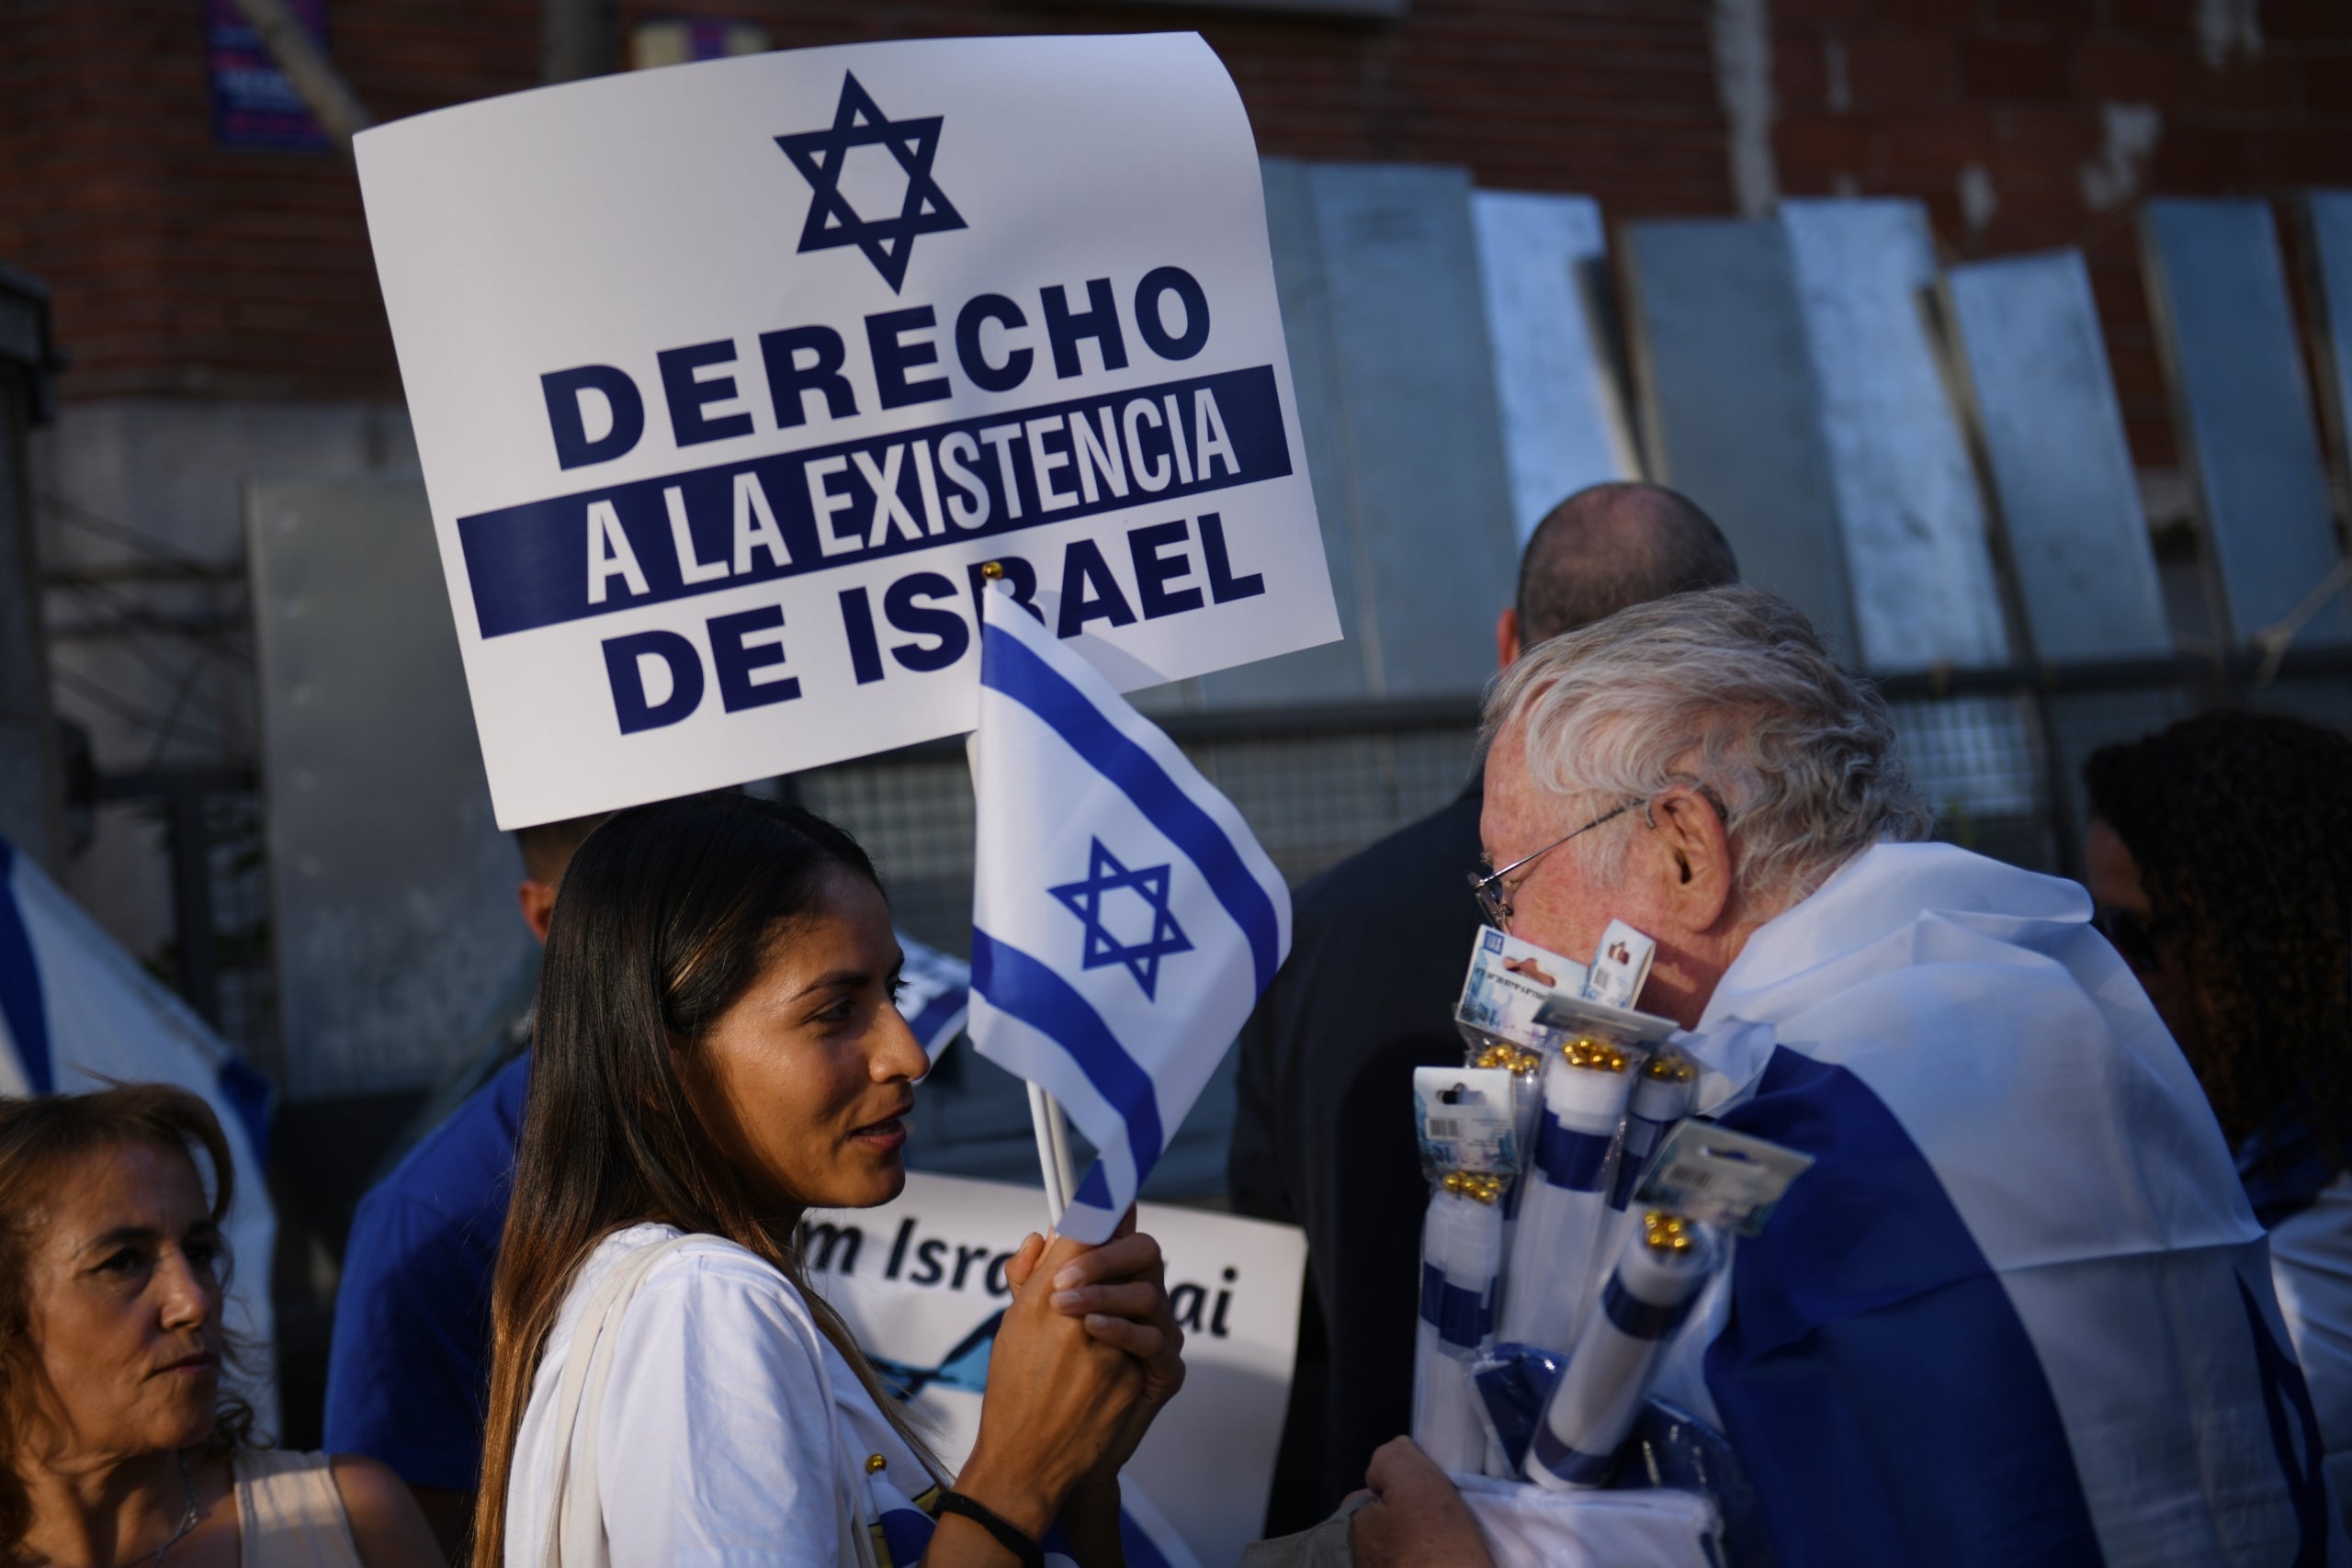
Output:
top-left (1348, 587), bottom-right (2340, 1568)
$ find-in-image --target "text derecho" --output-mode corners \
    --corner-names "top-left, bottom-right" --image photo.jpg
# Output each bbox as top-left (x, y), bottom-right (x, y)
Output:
top-left (463, 265), bottom-right (1284, 734)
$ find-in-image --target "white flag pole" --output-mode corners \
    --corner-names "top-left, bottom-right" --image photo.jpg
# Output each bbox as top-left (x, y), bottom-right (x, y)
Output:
top-left (1043, 1089), bottom-right (1080, 1209)
top-left (972, 607), bottom-right (1080, 1234)
top-left (1027, 1081), bottom-right (1070, 1228)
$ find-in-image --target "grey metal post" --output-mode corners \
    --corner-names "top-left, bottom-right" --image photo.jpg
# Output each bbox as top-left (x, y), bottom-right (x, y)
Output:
top-left (543, 0), bottom-right (618, 84)
top-left (0, 265), bottom-right (63, 869)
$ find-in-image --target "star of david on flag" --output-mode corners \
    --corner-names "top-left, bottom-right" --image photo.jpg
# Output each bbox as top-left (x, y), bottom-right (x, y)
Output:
top-left (967, 585), bottom-right (1292, 1244)
top-left (1050, 840), bottom-right (1193, 1000)
top-left (774, 73), bottom-right (966, 292)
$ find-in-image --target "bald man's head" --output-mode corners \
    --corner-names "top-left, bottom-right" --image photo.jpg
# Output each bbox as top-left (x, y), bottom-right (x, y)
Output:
top-left (1513, 482), bottom-right (1738, 648)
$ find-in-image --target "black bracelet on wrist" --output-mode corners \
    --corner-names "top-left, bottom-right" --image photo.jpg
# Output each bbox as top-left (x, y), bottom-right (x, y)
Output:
top-left (935, 1490), bottom-right (1046, 1568)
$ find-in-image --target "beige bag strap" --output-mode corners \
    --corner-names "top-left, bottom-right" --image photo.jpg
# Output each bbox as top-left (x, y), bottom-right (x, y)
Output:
top-left (537, 1234), bottom-right (880, 1568)
top-left (540, 1235), bottom-right (692, 1568)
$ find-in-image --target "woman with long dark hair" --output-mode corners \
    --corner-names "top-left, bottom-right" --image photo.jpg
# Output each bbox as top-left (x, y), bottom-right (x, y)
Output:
top-left (476, 795), bottom-right (1183, 1568)
top-left (2084, 708), bottom-right (2352, 1529)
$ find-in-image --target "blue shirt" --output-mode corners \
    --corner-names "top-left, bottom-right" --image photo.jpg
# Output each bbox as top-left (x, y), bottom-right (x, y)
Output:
top-left (323, 1052), bottom-right (530, 1491)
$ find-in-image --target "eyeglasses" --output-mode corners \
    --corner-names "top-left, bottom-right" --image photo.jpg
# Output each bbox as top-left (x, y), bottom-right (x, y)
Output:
top-left (1469, 799), bottom-right (1641, 931)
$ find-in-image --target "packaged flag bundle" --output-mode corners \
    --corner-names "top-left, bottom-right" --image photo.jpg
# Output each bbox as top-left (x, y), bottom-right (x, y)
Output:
top-left (1470, 1042), bottom-right (1547, 1167)
top-left (1414, 1170), bottom-right (1508, 1472)
top-left (1611, 1054), bottom-right (1696, 1210)
top-left (1495, 1038), bottom-right (1640, 1355)
top-left (1527, 1212), bottom-right (1720, 1491)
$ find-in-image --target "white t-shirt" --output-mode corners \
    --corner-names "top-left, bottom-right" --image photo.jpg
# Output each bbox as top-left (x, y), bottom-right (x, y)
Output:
top-left (505, 1224), bottom-right (938, 1568)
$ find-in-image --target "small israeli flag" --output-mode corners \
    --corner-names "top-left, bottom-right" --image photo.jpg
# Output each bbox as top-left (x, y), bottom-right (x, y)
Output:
top-left (967, 584), bottom-right (1291, 1244)
top-left (893, 930), bottom-right (971, 1060)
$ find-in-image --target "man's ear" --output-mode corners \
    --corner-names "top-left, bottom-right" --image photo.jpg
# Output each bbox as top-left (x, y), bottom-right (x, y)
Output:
top-left (1651, 789), bottom-right (1736, 932)
top-left (518, 879), bottom-right (560, 945)
top-left (1496, 605), bottom-right (1523, 669)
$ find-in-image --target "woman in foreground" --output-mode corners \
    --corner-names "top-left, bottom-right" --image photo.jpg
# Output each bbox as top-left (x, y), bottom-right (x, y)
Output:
top-left (475, 795), bottom-right (1183, 1568)
top-left (0, 1085), bottom-right (439, 1568)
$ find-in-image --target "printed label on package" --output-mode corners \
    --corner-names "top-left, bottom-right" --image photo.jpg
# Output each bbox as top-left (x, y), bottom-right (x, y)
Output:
top-left (1634, 1119), bottom-right (1815, 1236)
top-left (1414, 1066), bottom-right (1522, 1177)
top-left (1456, 927), bottom-right (1590, 1055)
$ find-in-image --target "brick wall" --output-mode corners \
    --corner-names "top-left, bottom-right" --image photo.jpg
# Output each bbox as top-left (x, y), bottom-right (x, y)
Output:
top-left (0, 1), bottom-right (542, 401)
top-left (0, 0), bottom-right (1728, 404)
top-left (1770, 0), bottom-right (2352, 465)
top-left (7, 1), bottom-right (2350, 461)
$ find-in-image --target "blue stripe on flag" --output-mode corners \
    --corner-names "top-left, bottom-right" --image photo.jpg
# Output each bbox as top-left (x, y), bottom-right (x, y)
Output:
top-left (1419, 1262), bottom-right (1490, 1348)
top-left (1530, 1423), bottom-right (1619, 1485)
top-left (907, 989), bottom-right (968, 1057)
top-left (1070, 1161), bottom-right (1115, 1214)
top-left (0, 838), bottom-right (51, 1093)
top-left (980, 623), bottom-right (1283, 992)
top-left (1702, 1046), bottom-right (2103, 1568)
top-left (880, 1506), bottom-right (933, 1565)
top-left (1532, 1111), bottom-right (1614, 1191)
top-left (1119, 1509), bottom-right (1175, 1568)
top-left (970, 928), bottom-right (1166, 1180)
top-left (2239, 1275), bottom-right (2333, 1565)
top-left (1611, 1116), bottom-right (1674, 1208)
top-left (1600, 1272), bottom-right (1696, 1341)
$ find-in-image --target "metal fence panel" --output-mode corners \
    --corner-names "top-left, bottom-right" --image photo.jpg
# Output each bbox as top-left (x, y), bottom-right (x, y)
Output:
top-left (1195, 159), bottom-right (1372, 711)
top-left (2141, 199), bottom-right (2349, 648)
top-left (1471, 190), bottom-right (1638, 541)
top-left (1942, 250), bottom-right (2173, 663)
top-left (247, 477), bottom-right (536, 1100)
top-left (1622, 218), bottom-right (1860, 661)
top-left (2301, 191), bottom-right (2352, 516)
top-left (1302, 162), bottom-right (1520, 697)
top-left (1783, 199), bottom-right (2010, 672)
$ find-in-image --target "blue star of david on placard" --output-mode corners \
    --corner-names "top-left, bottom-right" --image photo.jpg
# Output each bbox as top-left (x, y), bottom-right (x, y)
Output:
top-left (1049, 839), bottom-right (1194, 1001)
top-left (773, 73), bottom-right (967, 293)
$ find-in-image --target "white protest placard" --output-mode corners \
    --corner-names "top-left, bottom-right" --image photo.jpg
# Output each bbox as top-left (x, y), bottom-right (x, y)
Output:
top-left (807, 1170), bottom-right (1306, 1568)
top-left (356, 34), bottom-right (1339, 827)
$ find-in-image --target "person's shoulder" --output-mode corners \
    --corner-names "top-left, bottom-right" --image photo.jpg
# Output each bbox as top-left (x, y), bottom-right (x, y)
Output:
top-left (483, 1048), bottom-right (532, 1125)
top-left (582, 1227), bottom-right (835, 1399)
top-left (1294, 790), bottom-right (1484, 921)
top-left (360, 1055), bottom-right (532, 1224)
top-left (599, 1225), bottom-right (819, 1324)
top-left (325, 1453), bottom-right (446, 1568)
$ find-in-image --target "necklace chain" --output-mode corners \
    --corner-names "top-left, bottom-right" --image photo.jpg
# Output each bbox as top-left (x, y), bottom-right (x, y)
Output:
top-left (126, 1450), bottom-right (200, 1566)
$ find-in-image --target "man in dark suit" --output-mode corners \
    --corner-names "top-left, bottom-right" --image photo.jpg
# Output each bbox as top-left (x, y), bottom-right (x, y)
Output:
top-left (1228, 481), bottom-right (1738, 1528)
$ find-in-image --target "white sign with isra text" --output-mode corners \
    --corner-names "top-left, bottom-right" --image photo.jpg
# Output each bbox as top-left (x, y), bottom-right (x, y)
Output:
top-left (356, 33), bottom-right (1338, 827)
top-left (807, 1170), bottom-right (1306, 1568)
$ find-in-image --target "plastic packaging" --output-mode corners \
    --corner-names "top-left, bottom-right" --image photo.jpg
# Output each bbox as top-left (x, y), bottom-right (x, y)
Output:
top-left (1611, 1052), bottom-right (1697, 1211)
top-left (1526, 1212), bottom-right (1720, 1491)
top-left (1412, 1170), bottom-right (1507, 1472)
top-left (1495, 1038), bottom-right (1640, 1355)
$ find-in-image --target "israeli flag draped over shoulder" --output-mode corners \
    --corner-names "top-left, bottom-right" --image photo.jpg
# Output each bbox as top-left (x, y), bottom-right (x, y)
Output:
top-left (1651, 840), bottom-right (2346, 1568)
top-left (967, 582), bottom-right (1291, 1244)
top-left (0, 836), bottom-right (279, 1426)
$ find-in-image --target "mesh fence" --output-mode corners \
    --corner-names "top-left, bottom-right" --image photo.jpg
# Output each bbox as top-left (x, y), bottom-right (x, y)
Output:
top-left (794, 723), bottom-right (1482, 958)
top-left (170, 672), bottom-right (2352, 1119)
top-left (793, 675), bottom-right (2352, 965)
